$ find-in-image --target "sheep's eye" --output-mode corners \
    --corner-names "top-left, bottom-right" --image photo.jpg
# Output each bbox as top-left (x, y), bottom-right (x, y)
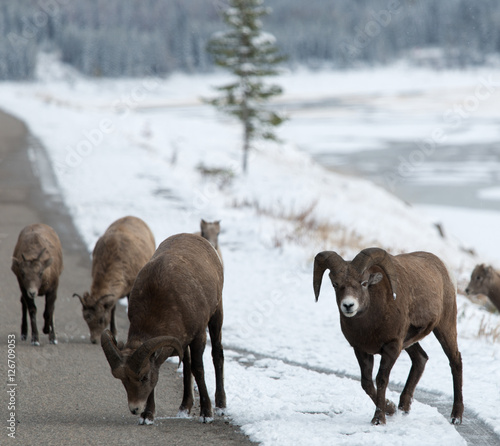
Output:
top-left (140, 375), bottom-right (149, 384)
top-left (476, 276), bottom-right (481, 281)
top-left (361, 281), bottom-right (368, 288)
top-left (331, 282), bottom-right (338, 288)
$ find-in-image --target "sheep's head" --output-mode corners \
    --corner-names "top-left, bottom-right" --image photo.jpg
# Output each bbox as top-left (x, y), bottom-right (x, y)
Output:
top-left (465, 264), bottom-right (495, 296)
top-left (101, 330), bottom-right (183, 418)
top-left (11, 248), bottom-right (52, 299)
top-left (313, 248), bottom-right (398, 318)
top-left (73, 292), bottom-right (116, 344)
top-left (200, 219), bottom-right (220, 248)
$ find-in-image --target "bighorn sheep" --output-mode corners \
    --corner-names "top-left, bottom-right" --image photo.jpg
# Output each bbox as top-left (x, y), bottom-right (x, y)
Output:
top-left (465, 264), bottom-right (500, 312)
top-left (101, 233), bottom-right (226, 425)
top-left (74, 216), bottom-right (155, 344)
top-left (199, 219), bottom-right (223, 268)
top-left (313, 247), bottom-right (463, 425)
top-left (11, 223), bottom-right (63, 345)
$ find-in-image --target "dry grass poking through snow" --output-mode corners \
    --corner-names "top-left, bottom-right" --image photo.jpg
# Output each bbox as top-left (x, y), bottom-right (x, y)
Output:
top-left (232, 199), bottom-right (369, 254)
top-left (477, 315), bottom-right (500, 343)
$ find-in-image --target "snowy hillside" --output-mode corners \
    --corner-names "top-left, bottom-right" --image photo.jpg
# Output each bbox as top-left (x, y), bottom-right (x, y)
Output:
top-left (0, 55), bottom-right (499, 445)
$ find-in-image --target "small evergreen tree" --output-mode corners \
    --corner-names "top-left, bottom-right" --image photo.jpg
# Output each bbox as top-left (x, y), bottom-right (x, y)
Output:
top-left (207, 0), bottom-right (286, 173)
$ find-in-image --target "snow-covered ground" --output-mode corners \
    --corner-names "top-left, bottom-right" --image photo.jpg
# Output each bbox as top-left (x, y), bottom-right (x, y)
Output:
top-left (1, 55), bottom-right (499, 445)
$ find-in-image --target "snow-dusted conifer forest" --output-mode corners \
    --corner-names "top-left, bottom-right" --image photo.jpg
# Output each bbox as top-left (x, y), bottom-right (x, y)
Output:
top-left (2, 0), bottom-right (500, 80)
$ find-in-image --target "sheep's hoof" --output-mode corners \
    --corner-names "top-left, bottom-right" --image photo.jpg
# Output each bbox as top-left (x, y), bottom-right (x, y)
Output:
top-left (199, 416), bottom-right (214, 424)
top-left (139, 416), bottom-right (154, 425)
top-left (49, 338), bottom-right (58, 345)
top-left (371, 408), bottom-right (386, 425)
top-left (215, 407), bottom-right (226, 417)
top-left (31, 340), bottom-right (40, 346)
top-left (451, 416), bottom-right (462, 425)
top-left (176, 409), bottom-right (190, 418)
top-left (21, 334), bottom-right (27, 341)
top-left (371, 415), bottom-right (386, 426)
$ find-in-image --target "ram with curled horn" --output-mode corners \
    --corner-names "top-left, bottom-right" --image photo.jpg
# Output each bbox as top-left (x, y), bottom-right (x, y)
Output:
top-left (101, 233), bottom-right (226, 425)
top-left (313, 247), bottom-right (463, 426)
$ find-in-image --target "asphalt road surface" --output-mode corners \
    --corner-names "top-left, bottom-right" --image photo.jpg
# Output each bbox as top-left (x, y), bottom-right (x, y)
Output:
top-left (0, 110), bottom-right (254, 446)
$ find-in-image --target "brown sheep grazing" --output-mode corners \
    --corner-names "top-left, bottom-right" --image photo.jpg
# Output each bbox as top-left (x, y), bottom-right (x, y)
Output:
top-left (313, 247), bottom-right (463, 426)
top-left (74, 216), bottom-right (155, 344)
top-left (101, 233), bottom-right (226, 425)
top-left (465, 264), bottom-right (500, 312)
top-left (11, 223), bottom-right (63, 345)
top-left (199, 219), bottom-right (223, 268)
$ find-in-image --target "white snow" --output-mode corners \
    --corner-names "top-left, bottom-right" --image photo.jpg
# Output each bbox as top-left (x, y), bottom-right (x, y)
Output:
top-left (1, 54), bottom-right (499, 445)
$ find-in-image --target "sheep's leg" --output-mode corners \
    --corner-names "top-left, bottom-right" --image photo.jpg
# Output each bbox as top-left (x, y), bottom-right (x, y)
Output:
top-left (43, 289), bottom-right (57, 344)
top-left (433, 326), bottom-right (464, 424)
top-left (20, 295), bottom-right (28, 341)
top-left (109, 305), bottom-right (117, 337)
top-left (399, 343), bottom-right (428, 413)
top-left (190, 333), bottom-right (213, 422)
top-left (178, 346), bottom-right (194, 416)
top-left (208, 305), bottom-right (226, 412)
top-left (354, 349), bottom-right (396, 417)
top-left (139, 388), bottom-right (155, 425)
top-left (372, 342), bottom-right (401, 425)
top-left (24, 294), bottom-right (39, 346)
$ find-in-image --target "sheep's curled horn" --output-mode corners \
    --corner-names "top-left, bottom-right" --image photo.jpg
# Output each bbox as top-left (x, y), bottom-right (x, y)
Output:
top-left (313, 251), bottom-right (346, 301)
top-left (313, 248), bottom-right (398, 301)
top-left (101, 329), bottom-right (184, 375)
top-left (351, 248), bottom-right (398, 300)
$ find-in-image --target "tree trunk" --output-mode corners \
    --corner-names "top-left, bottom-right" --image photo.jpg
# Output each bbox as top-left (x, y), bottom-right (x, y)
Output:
top-left (241, 87), bottom-right (250, 174)
top-left (242, 130), bottom-right (250, 174)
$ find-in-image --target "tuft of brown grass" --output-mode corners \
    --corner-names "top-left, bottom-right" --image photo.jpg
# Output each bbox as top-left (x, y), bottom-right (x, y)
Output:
top-left (477, 315), bottom-right (500, 343)
top-left (231, 198), bottom-right (368, 253)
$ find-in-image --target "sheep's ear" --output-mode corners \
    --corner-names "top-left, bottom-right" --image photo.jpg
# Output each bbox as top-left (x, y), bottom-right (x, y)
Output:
top-left (42, 257), bottom-right (53, 269)
top-left (368, 272), bottom-right (383, 285)
top-left (11, 257), bottom-right (20, 270)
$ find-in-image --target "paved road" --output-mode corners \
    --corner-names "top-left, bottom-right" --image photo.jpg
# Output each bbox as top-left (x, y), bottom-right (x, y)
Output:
top-left (0, 110), bottom-right (254, 446)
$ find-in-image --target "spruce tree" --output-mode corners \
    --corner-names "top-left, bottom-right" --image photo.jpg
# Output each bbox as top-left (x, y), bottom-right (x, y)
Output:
top-left (207, 0), bottom-right (286, 173)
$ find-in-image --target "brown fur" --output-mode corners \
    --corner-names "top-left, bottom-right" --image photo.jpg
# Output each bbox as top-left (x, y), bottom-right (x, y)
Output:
top-left (101, 233), bottom-right (226, 425)
top-left (75, 216), bottom-right (155, 344)
top-left (11, 223), bottom-right (63, 345)
top-left (314, 248), bottom-right (463, 426)
top-left (465, 264), bottom-right (500, 312)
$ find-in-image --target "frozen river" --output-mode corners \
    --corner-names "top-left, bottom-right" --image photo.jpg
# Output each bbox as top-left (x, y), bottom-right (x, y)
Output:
top-left (314, 142), bottom-right (500, 212)
top-left (278, 68), bottom-right (500, 264)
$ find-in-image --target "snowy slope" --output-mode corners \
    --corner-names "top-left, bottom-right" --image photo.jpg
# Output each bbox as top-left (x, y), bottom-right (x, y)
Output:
top-left (0, 55), bottom-right (499, 445)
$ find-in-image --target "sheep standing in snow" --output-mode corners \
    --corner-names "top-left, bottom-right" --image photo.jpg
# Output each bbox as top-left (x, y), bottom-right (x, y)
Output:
top-left (465, 264), bottom-right (500, 312)
top-left (11, 223), bottom-right (63, 345)
top-left (313, 247), bottom-right (463, 425)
